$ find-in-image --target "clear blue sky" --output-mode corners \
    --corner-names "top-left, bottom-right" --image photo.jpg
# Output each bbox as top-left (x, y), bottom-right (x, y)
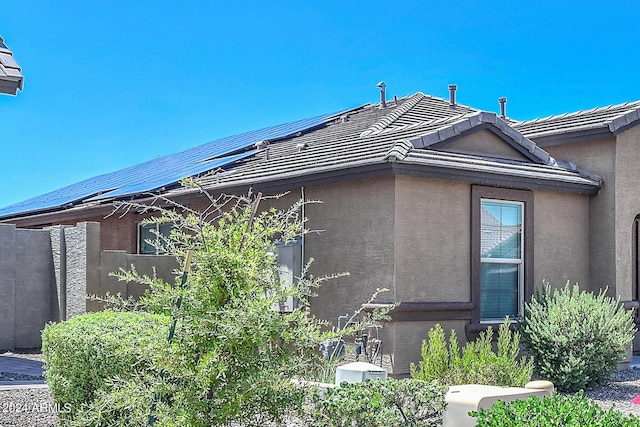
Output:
top-left (2, 1), bottom-right (640, 208)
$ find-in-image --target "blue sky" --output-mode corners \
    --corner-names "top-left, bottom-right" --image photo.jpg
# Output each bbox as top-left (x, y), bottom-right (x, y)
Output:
top-left (1, 1), bottom-right (640, 208)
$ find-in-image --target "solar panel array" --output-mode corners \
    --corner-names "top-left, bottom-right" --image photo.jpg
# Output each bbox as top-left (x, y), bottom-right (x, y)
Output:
top-left (0, 109), bottom-right (348, 218)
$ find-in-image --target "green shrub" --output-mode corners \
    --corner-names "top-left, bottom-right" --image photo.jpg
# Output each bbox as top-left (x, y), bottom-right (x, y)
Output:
top-left (308, 378), bottom-right (446, 427)
top-left (471, 391), bottom-right (640, 426)
top-left (521, 281), bottom-right (636, 392)
top-left (410, 317), bottom-right (533, 387)
top-left (72, 193), bottom-right (390, 426)
top-left (41, 310), bottom-right (168, 422)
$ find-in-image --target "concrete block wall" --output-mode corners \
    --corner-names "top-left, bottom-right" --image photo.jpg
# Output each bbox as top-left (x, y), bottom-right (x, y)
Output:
top-left (0, 221), bottom-right (178, 350)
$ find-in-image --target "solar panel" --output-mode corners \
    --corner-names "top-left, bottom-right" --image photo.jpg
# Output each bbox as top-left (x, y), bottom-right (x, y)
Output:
top-left (0, 109), bottom-right (351, 218)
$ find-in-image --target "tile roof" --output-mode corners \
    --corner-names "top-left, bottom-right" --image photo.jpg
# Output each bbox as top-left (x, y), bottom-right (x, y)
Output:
top-left (514, 101), bottom-right (640, 140)
top-left (0, 90), bottom-right (604, 220)
top-left (0, 36), bottom-right (23, 95)
top-left (180, 95), bottom-right (600, 196)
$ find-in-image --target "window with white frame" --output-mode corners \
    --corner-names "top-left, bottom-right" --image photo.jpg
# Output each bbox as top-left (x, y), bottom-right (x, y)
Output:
top-left (139, 222), bottom-right (175, 254)
top-left (480, 199), bottom-right (524, 320)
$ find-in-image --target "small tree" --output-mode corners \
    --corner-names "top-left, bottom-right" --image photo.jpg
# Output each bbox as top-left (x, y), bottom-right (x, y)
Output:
top-left (521, 281), bottom-right (636, 392)
top-left (64, 189), bottom-right (389, 426)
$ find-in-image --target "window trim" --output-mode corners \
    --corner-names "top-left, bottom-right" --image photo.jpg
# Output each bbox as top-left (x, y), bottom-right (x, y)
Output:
top-left (479, 199), bottom-right (524, 322)
top-left (471, 186), bottom-right (533, 325)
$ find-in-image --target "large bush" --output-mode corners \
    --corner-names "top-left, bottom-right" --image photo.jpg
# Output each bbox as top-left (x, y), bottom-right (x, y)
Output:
top-left (521, 281), bottom-right (636, 392)
top-left (308, 378), bottom-right (447, 427)
top-left (41, 310), bottom-right (168, 422)
top-left (471, 391), bottom-right (640, 426)
top-left (410, 317), bottom-right (533, 387)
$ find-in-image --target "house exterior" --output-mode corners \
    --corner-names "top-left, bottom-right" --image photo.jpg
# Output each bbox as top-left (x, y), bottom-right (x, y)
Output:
top-left (2, 87), bottom-right (638, 374)
top-left (0, 36), bottom-right (23, 95)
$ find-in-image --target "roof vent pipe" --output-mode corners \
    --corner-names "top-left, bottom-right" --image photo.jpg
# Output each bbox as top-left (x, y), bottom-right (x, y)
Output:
top-left (377, 81), bottom-right (387, 109)
top-left (498, 97), bottom-right (507, 118)
top-left (448, 84), bottom-right (457, 108)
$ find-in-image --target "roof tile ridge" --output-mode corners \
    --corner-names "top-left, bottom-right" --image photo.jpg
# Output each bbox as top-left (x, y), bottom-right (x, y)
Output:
top-left (383, 140), bottom-right (413, 162)
top-left (359, 93), bottom-right (425, 137)
top-left (515, 100), bottom-right (640, 126)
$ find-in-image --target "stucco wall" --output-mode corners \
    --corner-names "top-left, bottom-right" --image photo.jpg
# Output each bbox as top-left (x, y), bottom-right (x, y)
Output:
top-left (304, 177), bottom-right (396, 325)
top-left (533, 190), bottom-right (590, 290)
top-left (90, 251), bottom-right (178, 312)
top-left (545, 137), bottom-right (617, 293)
top-left (615, 126), bottom-right (640, 300)
top-left (394, 176), bottom-right (470, 302)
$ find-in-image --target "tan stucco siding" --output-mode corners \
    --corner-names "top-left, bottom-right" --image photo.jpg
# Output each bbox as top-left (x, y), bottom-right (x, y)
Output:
top-left (533, 191), bottom-right (590, 291)
top-left (304, 177), bottom-right (396, 324)
top-left (393, 176), bottom-right (470, 302)
top-left (615, 126), bottom-right (640, 300)
top-left (441, 129), bottom-right (529, 162)
top-left (546, 138), bottom-right (617, 293)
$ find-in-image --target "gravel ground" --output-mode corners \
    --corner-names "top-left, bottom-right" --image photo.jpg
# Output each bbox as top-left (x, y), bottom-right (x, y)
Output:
top-left (3, 351), bottom-right (640, 425)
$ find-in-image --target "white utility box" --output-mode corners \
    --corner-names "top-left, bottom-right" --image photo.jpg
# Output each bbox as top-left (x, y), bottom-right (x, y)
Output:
top-left (443, 384), bottom-right (552, 427)
top-left (335, 361), bottom-right (387, 387)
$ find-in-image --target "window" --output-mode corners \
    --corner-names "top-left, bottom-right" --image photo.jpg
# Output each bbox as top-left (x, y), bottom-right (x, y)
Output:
top-left (480, 200), bottom-right (523, 320)
top-left (471, 186), bottom-right (533, 326)
top-left (139, 222), bottom-right (174, 254)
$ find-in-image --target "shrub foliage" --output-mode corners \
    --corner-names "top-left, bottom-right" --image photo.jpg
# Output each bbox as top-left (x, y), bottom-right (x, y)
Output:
top-left (410, 317), bottom-right (533, 387)
top-left (308, 378), bottom-right (447, 427)
top-left (471, 391), bottom-right (640, 427)
top-left (521, 281), bottom-right (636, 392)
top-left (41, 310), bottom-right (168, 423)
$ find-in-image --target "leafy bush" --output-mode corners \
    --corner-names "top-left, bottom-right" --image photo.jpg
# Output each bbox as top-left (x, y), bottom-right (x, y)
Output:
top-left (70, 192), bottom-right (390, 426)
top-left (308, 378), bottom-right (446, 427)
top-left (41, 310), bottom-right (168, 422)
top-left (521, 281), bottom-right (636, 392)
top-left (410, 317), bottom-right (533, 387)
top-left (471, 391), bottom-right (640, 426)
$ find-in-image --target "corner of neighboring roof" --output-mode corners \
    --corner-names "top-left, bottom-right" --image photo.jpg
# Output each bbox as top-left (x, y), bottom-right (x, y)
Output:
top-left (0, 36), bottom-right (24, 95)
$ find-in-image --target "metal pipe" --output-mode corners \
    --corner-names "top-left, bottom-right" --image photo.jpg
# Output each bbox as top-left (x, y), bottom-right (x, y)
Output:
top-left (377, 81), bottom-right (387, 109)
top-left (448, 84), bottom-right (457, 107)
top-left (499, 97), bottom-right (507, 118)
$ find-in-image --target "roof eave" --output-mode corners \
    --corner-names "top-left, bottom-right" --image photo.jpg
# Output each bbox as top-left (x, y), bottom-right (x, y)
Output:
top-left (0, 78), bottom-right (22, 95)
top-left (526, 127), bottom-right (615, 147)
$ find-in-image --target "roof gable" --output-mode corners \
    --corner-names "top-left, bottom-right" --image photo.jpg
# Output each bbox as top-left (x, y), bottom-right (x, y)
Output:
top-left (425, 128), bottom-right (531, 162)
top-left (409, 112), bottom-right (553, 165)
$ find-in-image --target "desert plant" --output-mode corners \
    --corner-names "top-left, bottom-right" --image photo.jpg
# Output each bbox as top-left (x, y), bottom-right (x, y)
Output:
top-left (521, 281), bottom-right (636, 392)
top-left (41, 310), bottom-right (168, 423)
top-left (308, 378), bottom-right (446, 427)
top-left (410, 317), bottom-right (533, 387)
top-left (471, 391), bottom-right (640, 426)
top-left (63, 191), bottom-right (390, 426)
